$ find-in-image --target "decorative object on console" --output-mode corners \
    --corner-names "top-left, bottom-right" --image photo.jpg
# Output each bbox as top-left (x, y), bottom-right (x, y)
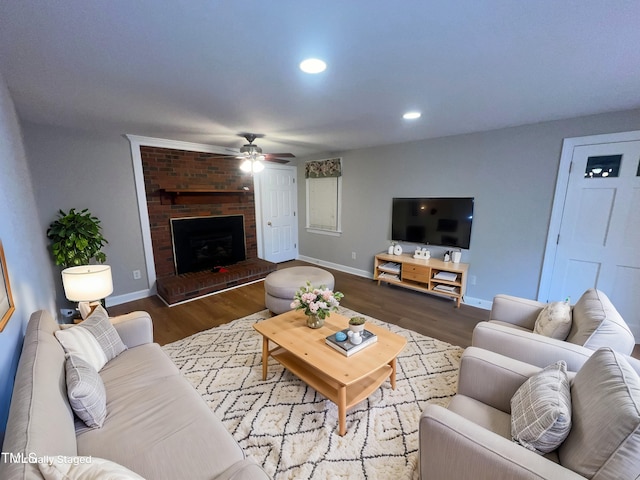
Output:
top-left (451, 250), bottom-right (462, 263)
top-left (291, 281), bottom-right (344, 328)
top-left (393, 244), bottom-right (403, 255)
top-left (0, 240), bottom-right (15, 332)
top-left (61, 264), bottom-right (113, 319)
top-left (413, 247), bottom-right (430, 259)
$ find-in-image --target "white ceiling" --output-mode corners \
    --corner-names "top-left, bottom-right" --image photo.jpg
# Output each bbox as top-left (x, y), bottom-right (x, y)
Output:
top-left (1, 1), bottom-right (639, 158)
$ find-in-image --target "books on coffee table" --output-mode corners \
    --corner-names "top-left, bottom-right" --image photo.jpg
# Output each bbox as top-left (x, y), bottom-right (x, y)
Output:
top-left (325, 329), bottom-right (377, 356)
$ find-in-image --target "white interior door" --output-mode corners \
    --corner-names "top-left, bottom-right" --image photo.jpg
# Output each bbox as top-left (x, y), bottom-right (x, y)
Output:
top-left (542, 137), bottom-right (640, 336)
top-left (256, 165), bottom-right (298, 263)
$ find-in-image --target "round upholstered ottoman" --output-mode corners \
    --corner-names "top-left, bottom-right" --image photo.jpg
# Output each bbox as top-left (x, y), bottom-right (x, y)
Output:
top-left (264, 266), bottom-right (335, 314)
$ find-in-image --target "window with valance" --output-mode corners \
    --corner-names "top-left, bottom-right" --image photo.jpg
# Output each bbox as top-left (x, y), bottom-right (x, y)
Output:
top-left (305, 158), bottom-right (342, 235)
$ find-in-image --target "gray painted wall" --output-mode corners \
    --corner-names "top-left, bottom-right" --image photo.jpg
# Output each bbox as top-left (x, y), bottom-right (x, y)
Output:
top-left (298, 109), bottom-right (640, 305)
top-left (22, 123), bottom-right (149, 307)
top-left (14, 108), bottom-right (640, 312)
top-left (0, 72), bottom-right (57, 443)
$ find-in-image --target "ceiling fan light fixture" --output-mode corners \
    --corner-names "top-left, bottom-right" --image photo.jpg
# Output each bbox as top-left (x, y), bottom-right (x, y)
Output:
top-left (403, 111), bottom-right (422, 120)
top-left (253, 160), bottom-right (265, 173)
top-left (300, 58), bottom-right (327, 74)
top-left (240, 159), bottom-right (253, 172)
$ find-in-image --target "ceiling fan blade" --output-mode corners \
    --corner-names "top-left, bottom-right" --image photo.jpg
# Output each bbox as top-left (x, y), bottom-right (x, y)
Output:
top-left (264, 157), bottom-right (291, 164)
top-left (266, 153), bottom-right (295, 158)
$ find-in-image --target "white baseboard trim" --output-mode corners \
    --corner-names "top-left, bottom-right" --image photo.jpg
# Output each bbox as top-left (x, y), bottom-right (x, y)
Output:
top-left (106, 289), bottom-right (153, 307)
top-left (297, 255), bottom-right (373, 280)
top-left (462, 296), bottom-right (492, 310)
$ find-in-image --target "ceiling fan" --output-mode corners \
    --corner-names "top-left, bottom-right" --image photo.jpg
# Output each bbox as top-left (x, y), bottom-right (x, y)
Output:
top-left (237, 134), bottom-right (295, 173)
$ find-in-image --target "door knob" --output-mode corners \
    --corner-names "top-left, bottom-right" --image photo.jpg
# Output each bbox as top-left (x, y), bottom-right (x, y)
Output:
top-left (267, 221), bottom-right (272, 226)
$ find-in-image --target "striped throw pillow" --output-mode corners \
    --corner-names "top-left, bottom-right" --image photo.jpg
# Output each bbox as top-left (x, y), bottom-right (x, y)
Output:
top-left (510, 360), bottom-right (572, 454)
top-left (55, 305), bottom-right (126, 371)
top-left (65, 355), bottom-right (107, 428)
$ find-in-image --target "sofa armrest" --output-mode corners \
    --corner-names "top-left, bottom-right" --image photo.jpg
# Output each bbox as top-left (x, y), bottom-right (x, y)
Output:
top-left (457, 347), bottom-right (541, 413)
top-left (472, 322), bottom-right (592, 373)
top-left (419, 404), bottom-right (585, 480)
top-left (111, 311), bottom-right (153, 348)
top-left (214, 459), bottom-right (271, 480)
top-left (490, 294), bottom-right (545, 330)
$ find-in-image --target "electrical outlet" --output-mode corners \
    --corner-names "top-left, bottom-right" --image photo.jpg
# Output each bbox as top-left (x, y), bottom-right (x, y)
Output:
top-left (470, 275), bottom-right (477, 285)
top-left (133, 270), bottom-right (142, 280)
top-left (60, 309), bottom-right (75, 318)
top-left (351, 252), bottom-right (356, 260)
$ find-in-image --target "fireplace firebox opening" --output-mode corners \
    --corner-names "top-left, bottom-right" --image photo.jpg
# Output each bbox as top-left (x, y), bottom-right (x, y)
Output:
top-left (171, 215), bottom-right (246, 275)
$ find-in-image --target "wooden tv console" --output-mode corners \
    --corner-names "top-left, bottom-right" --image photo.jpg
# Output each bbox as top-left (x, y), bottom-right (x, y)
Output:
top-left (373, 252), bottom-right (469, 307)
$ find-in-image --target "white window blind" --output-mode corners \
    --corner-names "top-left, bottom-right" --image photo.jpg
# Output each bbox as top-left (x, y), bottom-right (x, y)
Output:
top-left (305, 158), bottom-right (342, 235)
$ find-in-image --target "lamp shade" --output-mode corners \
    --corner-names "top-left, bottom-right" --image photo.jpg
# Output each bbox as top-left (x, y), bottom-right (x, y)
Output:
top-left (61, 265), bottom-right (113, 302)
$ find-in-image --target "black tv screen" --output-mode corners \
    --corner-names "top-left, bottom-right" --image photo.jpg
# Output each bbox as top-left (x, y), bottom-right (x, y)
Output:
top-left (391, 197), bottom-right (474, 249)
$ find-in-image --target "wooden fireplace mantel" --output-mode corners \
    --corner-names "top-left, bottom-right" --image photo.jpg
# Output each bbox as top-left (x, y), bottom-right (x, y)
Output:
top-left (159, 188), bottom-right (254, 205)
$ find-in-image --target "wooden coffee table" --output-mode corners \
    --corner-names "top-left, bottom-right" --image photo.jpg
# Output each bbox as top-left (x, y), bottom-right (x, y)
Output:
top-left (253, 310), bottom-right (407, 436)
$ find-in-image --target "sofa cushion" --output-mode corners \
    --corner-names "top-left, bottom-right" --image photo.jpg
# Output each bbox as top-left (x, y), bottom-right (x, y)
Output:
top-left (76, 344), bottom-right (246, 480)
top-left (533, 301), bottom-right (572, 340)
top-left (510, 361), bottom-right (572, 454)
top-left (558, 347), bottom-right (640, 479)
top-left (55, 305), bottom-right (127, 371)
top-left (65, 354), bottom-right (107, 428)
top-left (38, 456), bottom-right (145, 479)
top-left (448, 394), bottom-right (512, 440)
top-left (565, 289), bottom-right (635, 354)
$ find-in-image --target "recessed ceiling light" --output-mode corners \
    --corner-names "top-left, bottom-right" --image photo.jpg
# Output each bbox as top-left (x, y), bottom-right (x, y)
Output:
top-left (300, 58), bottom-right (327, 74)
top-left (403, 111), bottom-right (421, 120)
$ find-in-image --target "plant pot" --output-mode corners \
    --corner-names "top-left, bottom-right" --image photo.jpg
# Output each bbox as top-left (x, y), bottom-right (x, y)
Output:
top-left (349, 323), bottom-right (365, 334)
top-left (306, 314), bottom-right (324, 329)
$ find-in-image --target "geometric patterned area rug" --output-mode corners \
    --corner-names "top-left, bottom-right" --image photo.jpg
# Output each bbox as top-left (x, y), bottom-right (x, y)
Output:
top-left (162, 307), bottom-right (463, 480)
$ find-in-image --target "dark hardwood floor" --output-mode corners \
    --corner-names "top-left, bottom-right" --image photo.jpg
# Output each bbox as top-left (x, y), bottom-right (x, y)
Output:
top-left (109, 260), bottom-right (489, 347)
top-left (109, 259), bottom-right (640, 360)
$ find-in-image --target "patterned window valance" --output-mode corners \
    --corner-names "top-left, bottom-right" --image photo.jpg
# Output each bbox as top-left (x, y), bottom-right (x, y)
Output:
top-left (305, 157), bottom-right (342, 178)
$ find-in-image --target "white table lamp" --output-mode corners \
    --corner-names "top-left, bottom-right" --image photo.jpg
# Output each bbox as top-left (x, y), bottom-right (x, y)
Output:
top-left (61, 265), bottom-right (113, 318)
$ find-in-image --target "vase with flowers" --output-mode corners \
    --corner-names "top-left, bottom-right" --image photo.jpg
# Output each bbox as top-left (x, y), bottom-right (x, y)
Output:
top-left (291, 281), bottom-right (344, 329)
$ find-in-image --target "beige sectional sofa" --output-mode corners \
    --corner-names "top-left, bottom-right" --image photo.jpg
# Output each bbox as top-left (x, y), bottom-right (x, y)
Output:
top-left (1, 310), bottom-right (270, 480)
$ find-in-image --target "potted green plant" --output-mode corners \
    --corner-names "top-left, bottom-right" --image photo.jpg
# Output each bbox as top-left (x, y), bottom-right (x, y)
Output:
top-left (46, 208), bottom-right (108, 267)
top-left (348, 316), bottom-right (366, 333)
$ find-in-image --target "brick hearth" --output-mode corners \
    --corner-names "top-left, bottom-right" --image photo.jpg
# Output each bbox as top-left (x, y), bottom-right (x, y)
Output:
top-left (156, 258), bottom-right (276, 305)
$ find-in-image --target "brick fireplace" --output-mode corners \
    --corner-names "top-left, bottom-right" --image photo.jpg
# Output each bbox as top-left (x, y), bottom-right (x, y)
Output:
top-left (140, 146), bottom-right (275, 304)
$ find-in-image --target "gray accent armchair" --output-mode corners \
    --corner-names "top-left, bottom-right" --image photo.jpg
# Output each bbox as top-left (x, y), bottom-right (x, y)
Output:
top-left (419, 346), bottom-right (640, 479)
top-left (471, 289), bottom-right (638, 374)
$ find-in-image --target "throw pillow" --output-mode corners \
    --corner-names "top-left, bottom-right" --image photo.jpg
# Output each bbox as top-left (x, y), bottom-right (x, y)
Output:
top-left (558, 347), bottom-right (640, 479)
top-left (55, 305), bottom-right (126, 371)
top-left (533, 300), bottom-right (572, 340)
top-left (65, 354), bottom-right (107, 428)
top-left (565, 289), bottom-right (635, 353)
top-left (510, 360), bottom-right (572, 454)
top-left (39, 456), bottom-right (145, 480)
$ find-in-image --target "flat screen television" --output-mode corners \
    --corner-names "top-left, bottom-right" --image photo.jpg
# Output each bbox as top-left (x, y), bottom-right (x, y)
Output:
top-left (391, 197), bottom-right (474, 249)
